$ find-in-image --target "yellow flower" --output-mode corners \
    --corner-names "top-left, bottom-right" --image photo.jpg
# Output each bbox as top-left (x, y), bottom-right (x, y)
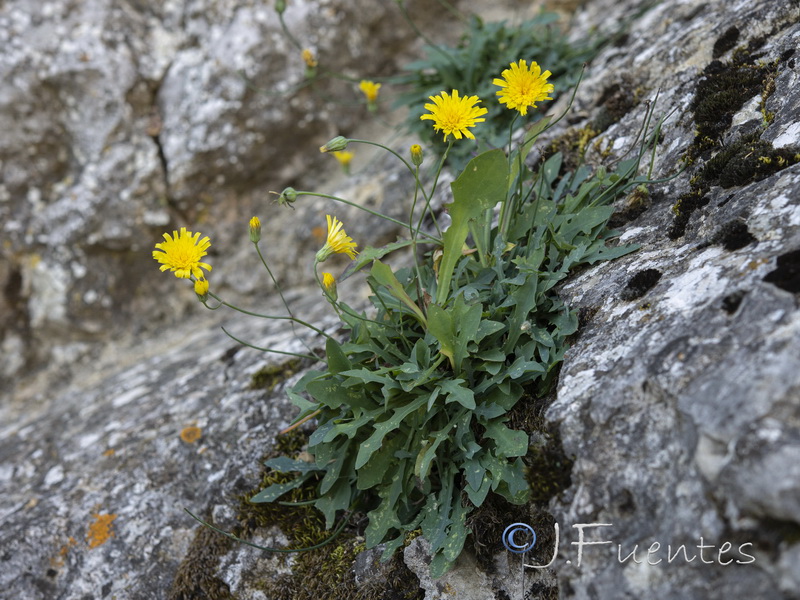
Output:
top-left (493, 59), bottom-right (554, 116)
top-left (249, 216), bottom-right (261, 242)
top-left (420, 90), bottom-right (487, 141)
top-left (333, 150), bottom-right (354, 168)
top-left (359, 80), bottom-right (381, 103)
top-left (302, 48), bottom-right (318, 68)
top-left (194, 277), bottom-right (209, 299)
top-left (153, 227), bottom-right (212, 279)
top-left (316, 215), bottom-right (358, 262)
top-left (321, 272), bottom-right (338, 302)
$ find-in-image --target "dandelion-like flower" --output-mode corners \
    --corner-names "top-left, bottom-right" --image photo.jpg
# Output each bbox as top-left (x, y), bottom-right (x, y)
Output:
top-left (316, 215), bottom-right (358, 262)
top-left (359, 80), bottom-right (381, 103)
top-left (420, 90), bottom-right (488, 141)
top-left (153, 227), bottom-right (212, 279)
top-left (493, 59), bottom-right (554, 116)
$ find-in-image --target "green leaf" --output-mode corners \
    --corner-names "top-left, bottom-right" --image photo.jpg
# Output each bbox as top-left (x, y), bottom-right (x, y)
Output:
top-left (339, 239), bottom-right (415, 282)
top-left (325, 337), bottom-right (351, 375)
top-left (426, 304), bottom-right (455, 368)
top-left (264, 456), bottom-right (320, 474)
top-left (250, 473), bottom-right (312, 503)
top-left (306, 377), bottom-right (373, 411)
top-left (355, 395), bottom-right (427, 469)
top-left (371, 260), bottom-right (427, 325)
top-left (315, 478), bottom-right (352, 529)
top-left (483, 420), bottom-right (528, 458)
top-left (365, 494), bottom-right (402, 548)
top-left (437, 149), bottom-right (508, 305)
top-left (439, 379), bottom-right (475, 409)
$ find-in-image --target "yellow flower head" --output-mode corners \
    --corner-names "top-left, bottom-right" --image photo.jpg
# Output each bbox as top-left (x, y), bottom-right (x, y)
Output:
top-left (153, 227), bottom-right (212, 279)
top-left (420, 90), bottom-right (488, 141)
top-left (316, 215), bottom-right (358, 262)
top-left (493, 59), bottom-right (554, 116)
top-left (302, 48), bottom-right (318, 68)
top-left (321, 271), bottom-right (337, 301)
top-left (359, 80), bottom-right (381, 103)
top-left (249, 216), bottom-right (261, 242)
top-left (333, 150), bottom-right (354, 168)
top-left (194, 277), bottom-right (209, 298)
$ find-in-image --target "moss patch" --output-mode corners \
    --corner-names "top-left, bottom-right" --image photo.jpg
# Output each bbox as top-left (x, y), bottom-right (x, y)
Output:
top-left (169, 518), bottom-right (234, 600)
top-left (669, 48), bottom-right (799, 240)
top-left (250, 359), bottom-right (302, 391)
top-left (236, 429), bottom-right (424, 600)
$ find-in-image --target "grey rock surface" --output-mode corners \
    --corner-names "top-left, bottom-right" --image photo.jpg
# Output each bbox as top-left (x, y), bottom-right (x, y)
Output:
top-left (0, 0), bottom-right (436, 392)
top-left (3, 0), bottom-right (800, 598)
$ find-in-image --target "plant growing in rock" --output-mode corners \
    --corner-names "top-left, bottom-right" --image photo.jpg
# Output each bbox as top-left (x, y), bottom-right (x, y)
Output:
top-left (394, 9), bottom-right (598, 168)
top-left (154, 59), bottom-right (662, 576)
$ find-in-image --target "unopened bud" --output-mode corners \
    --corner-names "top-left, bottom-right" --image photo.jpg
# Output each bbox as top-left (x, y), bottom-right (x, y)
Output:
top-left (275, 0), bottom-right (286, 15)
top-left (410, 144), bottom-right (424, 166)
top-left (249, 216), bottom-right (261, 243)
top-left (319, 136), bottom-right (349, 153)
top-left (273, 187), bottom-right (297, 207)
top-left (322, 272), bottom-right (338, 302)
top-left (194, 277), bottom-right (209, 300)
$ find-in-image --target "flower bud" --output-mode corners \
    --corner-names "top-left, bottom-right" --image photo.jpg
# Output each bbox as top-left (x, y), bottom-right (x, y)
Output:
top-left (322, 272), bottom-right (338, 302)
top-left (275, 187), bottom-right (297, 207)
top-left (194, 277), bottom-right (209, 301)
top-left (275, 0), bottom-right (286, 15)
top-left (249, 216), bottom-right (261, 243)
top-left (410, 144), bottom-right (424, 166)
top-left (319, 136), bottom-right (349, 153)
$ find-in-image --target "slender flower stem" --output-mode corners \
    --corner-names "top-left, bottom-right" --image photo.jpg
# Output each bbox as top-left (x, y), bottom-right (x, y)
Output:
top-left (255, 244), bottom-right (293, 316)
top-left (499, 113), bottom-right (520, 239)
top-left (221, 326), bottom-right (320, 362)
top-left (206, 291), bottom-right (331, 340)
top-left (348, 138), bottom-right (443, 238)
top-left (278, 12), bottom-right (303, 51)
top-left (296, 190), bottom-right (441, 244)
top-left (416, 139), bottom-right (453, 239)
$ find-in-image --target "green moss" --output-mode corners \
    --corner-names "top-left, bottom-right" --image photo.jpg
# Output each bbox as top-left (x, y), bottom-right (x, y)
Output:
top-left (235, 429), bottom-right (424, 600)
top-left (701, 131), bottom-right (799, 188)
top-left (546, 125), bottom-right (601, 172)
top-left (670, 50), bottom-right (798, 239)
top-left (169, 518), bottom-right (235, 600)
top-left (249, 359), bottom-right (301, 391)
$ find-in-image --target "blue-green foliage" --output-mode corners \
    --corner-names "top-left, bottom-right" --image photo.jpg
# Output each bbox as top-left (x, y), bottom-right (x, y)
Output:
top-left (253, 138), bottom-right (654, 575)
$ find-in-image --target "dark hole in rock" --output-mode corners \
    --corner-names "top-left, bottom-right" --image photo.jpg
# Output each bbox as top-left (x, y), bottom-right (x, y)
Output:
top-left (712, 220), bottom-right (757, 251)
top-left (620, 268), bottom-right (662, 301)
top-left (763, 249), bottom-right (800, 294)
top-left (721, 290), bottom-right (746, 314)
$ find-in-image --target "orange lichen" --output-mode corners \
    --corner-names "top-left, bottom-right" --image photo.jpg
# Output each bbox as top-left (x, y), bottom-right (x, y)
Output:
top-left (102, 448), bottom-right (116, 457)
top-left (87, 513), bottom-right (117, 549)
top-left (180, 426), bottom-right (202, 444)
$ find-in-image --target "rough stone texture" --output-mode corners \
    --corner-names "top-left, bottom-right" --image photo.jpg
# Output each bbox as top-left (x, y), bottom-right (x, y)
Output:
top-left (3, 0), bottom-right (800, 598)
top-left (0, 0), bottom-right (439, 393)
top-left (540, 0), bottom-right (800, 599)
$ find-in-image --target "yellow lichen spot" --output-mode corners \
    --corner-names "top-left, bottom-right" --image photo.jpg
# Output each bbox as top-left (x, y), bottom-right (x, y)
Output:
top-left (87, 513), bottom-right (117, 549)
top-left (102, 448), bottom-right (116, 457)
top-left (180, 426), bottom-right (202, 444)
